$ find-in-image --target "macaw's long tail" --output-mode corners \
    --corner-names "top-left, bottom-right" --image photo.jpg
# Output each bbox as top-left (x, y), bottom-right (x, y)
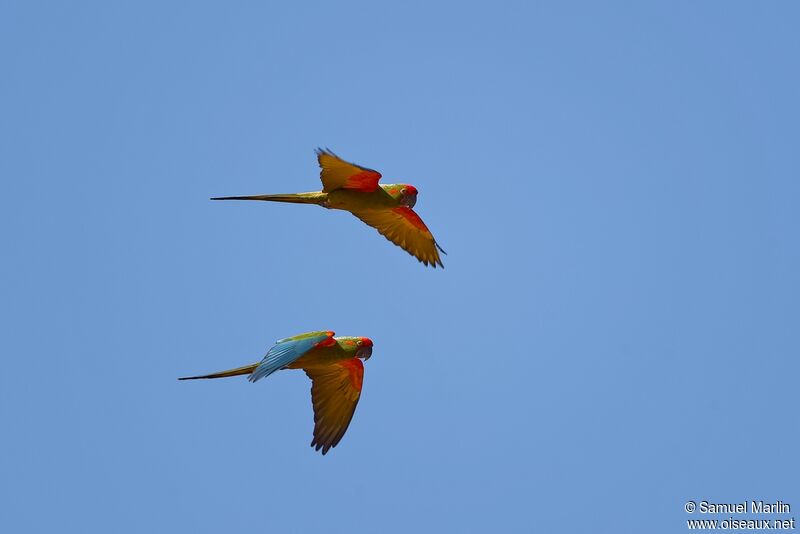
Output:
top-left (178, 363), bottom-right (259, 380)
top-left (210, 192), bottom-right (327, 205)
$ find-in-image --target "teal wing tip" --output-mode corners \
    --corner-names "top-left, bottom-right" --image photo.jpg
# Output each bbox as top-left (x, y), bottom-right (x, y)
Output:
top-left (248, 368), bottom-right (267, 383)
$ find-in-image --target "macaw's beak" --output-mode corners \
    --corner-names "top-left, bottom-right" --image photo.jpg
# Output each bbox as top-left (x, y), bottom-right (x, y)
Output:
top-left (357, 344), bottom-right (373, 360)
top-left (357, 337), bottom-right (373, 360)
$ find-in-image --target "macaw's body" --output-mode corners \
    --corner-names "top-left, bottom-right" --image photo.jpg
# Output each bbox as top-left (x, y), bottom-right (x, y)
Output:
top-left (180, 331), bottom-right (373, 455)
top-left (212, 149), bottom-right (446, 268)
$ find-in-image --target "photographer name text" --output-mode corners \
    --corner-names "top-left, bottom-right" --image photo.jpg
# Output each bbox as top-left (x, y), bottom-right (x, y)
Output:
top-left (696, 501), bottom-right (791, 514)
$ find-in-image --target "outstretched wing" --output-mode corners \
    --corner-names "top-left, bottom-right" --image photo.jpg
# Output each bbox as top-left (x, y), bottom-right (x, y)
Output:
top-left (249, 331), bottom-right (334, 383)
top-left (352, 207), bottom-right (445, 268)
top-left (316, 149), bottom-right (382, 193)
top-left (304, 359), bottom-right (364, 455)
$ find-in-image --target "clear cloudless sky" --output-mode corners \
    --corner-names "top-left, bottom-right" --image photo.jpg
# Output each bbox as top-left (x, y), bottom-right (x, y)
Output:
top-left (1, 2), bottom-right (798, 532)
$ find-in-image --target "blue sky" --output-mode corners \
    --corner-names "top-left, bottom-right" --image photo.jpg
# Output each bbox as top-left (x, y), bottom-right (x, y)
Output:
top-left (1, 2), bottom-right (798, 532)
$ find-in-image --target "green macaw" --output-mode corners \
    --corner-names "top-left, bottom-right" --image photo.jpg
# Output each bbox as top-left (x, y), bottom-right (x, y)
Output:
top-left (179, 331), bottom-right (373, 455)
top-left (212, 149), bottom-right (446, 267)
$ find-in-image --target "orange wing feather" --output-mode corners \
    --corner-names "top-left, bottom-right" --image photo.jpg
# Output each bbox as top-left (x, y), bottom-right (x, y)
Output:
top-left (304, 358), bottom-right (364, 455)
top-left (351, 207), bottom-right (445, 268)
top-left (316, 149), bottom-right (382, 193)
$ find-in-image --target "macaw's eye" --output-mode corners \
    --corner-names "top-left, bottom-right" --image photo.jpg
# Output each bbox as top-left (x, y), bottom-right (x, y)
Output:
top-left (356, 340), bottom-right (363, 346)
top-left (401, 188), bottom-right (407, 195)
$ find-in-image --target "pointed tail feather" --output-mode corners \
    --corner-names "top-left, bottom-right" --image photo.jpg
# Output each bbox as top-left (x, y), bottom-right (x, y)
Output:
top-left (210, 192), bottom-right (327, 204)
top-left (178, 363), bottom-right (259, 380)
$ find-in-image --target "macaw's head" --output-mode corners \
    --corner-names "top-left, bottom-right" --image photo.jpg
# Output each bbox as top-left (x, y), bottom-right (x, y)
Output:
top-left (382, 184), bottom-right (418, 208)
top-left (336, 336), bottom-right (374, 360)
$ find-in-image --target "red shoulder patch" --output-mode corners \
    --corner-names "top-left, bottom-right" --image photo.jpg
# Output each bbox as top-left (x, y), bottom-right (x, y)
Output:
top-left (314, 331), bottom-right (337, 348)
top-left (393, 206), bottom-right (430, 231)
top-left (344, 170), bottom-right (381, 192)
top-left (341, 358), bottom-right (364, 391)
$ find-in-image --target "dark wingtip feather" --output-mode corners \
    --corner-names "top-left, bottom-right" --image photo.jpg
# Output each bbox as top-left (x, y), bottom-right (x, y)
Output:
top-left (311, 441), bottom-right (329, 455)
top-left (316, 147), bottom-right (337, 157)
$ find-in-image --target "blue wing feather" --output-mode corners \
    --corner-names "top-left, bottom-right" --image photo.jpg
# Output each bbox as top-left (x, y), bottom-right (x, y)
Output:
top-left (248, 332), bottom-right (331, 383)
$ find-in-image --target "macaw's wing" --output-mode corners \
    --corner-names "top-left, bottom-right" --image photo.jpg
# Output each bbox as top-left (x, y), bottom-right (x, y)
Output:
top-left (304, 358), bottom-right (364, 455)
top-left (249, 331), bottom-right (335, 383)
top-left (352, 207), bottom-right (445, 268)
top-left (316, 149), bottom-right (382, 193)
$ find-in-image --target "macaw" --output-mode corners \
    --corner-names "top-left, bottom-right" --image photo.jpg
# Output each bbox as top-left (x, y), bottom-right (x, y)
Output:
top-left (179, 331), bottom-right (373, 455)
top-left (212, 149), bottom-right (446, 268)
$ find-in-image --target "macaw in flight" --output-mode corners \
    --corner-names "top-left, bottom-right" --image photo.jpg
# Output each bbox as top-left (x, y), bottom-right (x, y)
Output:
top-left (179, 331), bottom-right (373, 455)
top-left (212, 149), bottom-right (446, 268)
